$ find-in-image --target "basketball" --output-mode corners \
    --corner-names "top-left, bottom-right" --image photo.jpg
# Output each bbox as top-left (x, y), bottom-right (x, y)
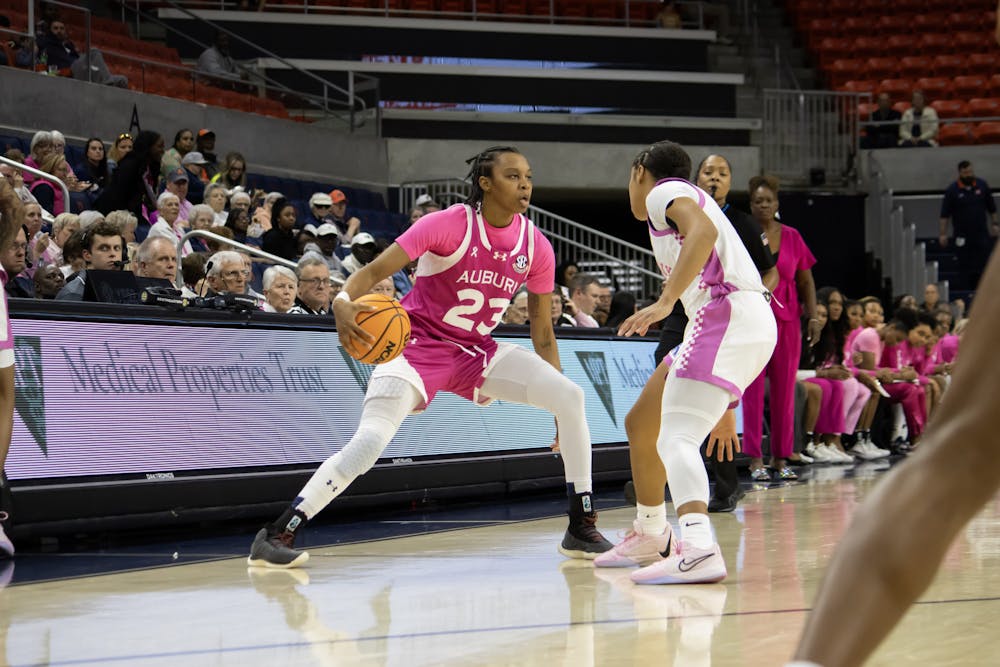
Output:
top-left (344, 293), bottom-right (411, 365)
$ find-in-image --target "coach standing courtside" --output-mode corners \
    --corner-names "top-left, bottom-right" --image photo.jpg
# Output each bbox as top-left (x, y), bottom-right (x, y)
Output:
top-left (938, 160), bottom-right (999, 291)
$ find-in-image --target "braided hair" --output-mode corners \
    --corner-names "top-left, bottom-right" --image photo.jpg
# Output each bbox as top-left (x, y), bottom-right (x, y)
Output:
top-left (631, 140), bottom-right (691, 180)
top-left (464, 146), bottom-right (522, 208)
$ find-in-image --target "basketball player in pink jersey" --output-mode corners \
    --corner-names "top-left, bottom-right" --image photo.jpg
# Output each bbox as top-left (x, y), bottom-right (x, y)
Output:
top-left (0, 178), bottom-right (23, 558)
top-left (610, 140), bottom-right (777, 584)
top-left (249, 146), bottom-right (612, 568)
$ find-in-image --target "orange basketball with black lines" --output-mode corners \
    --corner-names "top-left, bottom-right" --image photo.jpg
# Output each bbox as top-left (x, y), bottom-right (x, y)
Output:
top-left (344, 293), bottom-right (411, 364)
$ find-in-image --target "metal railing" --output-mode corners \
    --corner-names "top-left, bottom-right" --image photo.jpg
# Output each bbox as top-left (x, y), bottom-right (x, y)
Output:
top-left (139, 0), bottom-right (716, 29)
top-left (0, 156), bottom-right (72, 212)
top-left (762, 89), bottom-right (869, 187)
top-left (175, 229), bottom-right (297, 286)
top-left (862, 153), bottom-right (944, 302)
top-left (123, 0), bottom-right (380, 129)
top-left (400, 179), bottom-right (663, 296)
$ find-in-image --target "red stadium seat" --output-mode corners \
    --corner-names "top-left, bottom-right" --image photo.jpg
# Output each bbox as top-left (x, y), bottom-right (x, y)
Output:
top-left (825, 0), bottom-right (855, 19)
top-left (865, 57), bottom-right (896, 81)
top-left (815, 37), bottom-right (853, 67)
top-left (879, 78), bottom-right (914, 99)
top-left (875, 15), bottom-right (910, 36)
top-left (914, 77), bottom-right (951, 101)
top-left (967, 52), bottom-right (998, 75)
top-left (842, 79), bottom-right (879, 95)
top-left (899, 56), bottom-right (933, 80)
top-left (947, 12), bottom-right (982, 31)
top-left (931, 54), bottom-right (968, 77)
top-left (807, 18), bottom-right (841, 42)
top-left (439, 0), bottom-right (466, 12)
top-left (913, 13), bottom-right (949, 33)
top-left (966, 97), bottom-right (1000, 118)
top-left (828, 60), bottom-right (866, 88)
top-left (955, 31), bottom-right (993, 52)
top-left (588, 0), bottom-right (619, 22)
top-left (930, 100), bottom-right (969, 119)
top-left (851, 36), bottom-right (883, 59)
top-left (989, 74), bottom-right (1000, 96)
top-left (892, 100), bottom-right (910, 114)
top-left (841, 17), bottom-right (868, 35)
top-left (858, 102), bottom-right (879, 119)
top-left (937, 123), bottom-right (974, 146)
top-left (917, 33), bottom-right (954, 54)
top-left (953, 75), bottom-right (988, 98)
top-left (884, 35), bottom-right (912, 58)
top-left (972, 121), bottom-right (1000, 144)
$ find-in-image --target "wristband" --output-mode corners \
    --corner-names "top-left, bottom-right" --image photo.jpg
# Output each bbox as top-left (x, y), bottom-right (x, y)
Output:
top-left (335, 290), bottom-right (351, 303)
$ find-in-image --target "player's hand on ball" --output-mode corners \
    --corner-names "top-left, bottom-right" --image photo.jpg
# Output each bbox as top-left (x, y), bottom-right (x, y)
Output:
top-left (333, 295), bottom-right (377, 352)
top-left (706, 409), bottom-right (740, 462)
top-left (618, 299), bottom-right (675, 337)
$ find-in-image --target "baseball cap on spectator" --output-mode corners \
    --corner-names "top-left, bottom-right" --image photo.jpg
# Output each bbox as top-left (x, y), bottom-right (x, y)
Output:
top-left (329, 189), bottom-right (347, 204)
top-left (181, 151), bottom-right (208, 166)
top-left (316, 223), bottom-right (339, 237)
top-left (351, 232), bottom-right (376, 247)
top-left (309, 192), bottom-right (333, 207)
top-left (415, 194), bottom-right (435, 207)
top-left (198, 129), bottom-right (215, 139)
top-left (302, 223), bottom-right (318, 236)
top-left (167, 167), bottom-right (189, 184)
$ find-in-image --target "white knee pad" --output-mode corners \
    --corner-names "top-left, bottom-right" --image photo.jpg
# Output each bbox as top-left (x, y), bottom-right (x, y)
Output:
top-left (657, 377), bottom-right (732, 508)
top-left (335, 377), bottom-right (419, 479)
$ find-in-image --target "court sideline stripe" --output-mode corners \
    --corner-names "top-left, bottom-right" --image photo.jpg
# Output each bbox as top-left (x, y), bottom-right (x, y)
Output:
top-left (22, 594), bottom-right (1000, 666)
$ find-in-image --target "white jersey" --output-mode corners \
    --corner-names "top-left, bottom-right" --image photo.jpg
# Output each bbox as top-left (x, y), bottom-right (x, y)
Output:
top-left (645, 178), bottom-right (766, 314)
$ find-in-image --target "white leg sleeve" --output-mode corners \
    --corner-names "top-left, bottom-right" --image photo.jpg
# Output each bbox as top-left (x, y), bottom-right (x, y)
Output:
top-left (658, 376), bottom-right (732, 509)
top-left (293, 376), bottom-right (421, 519)
top-left (479, 345), bottom-right (592, 493)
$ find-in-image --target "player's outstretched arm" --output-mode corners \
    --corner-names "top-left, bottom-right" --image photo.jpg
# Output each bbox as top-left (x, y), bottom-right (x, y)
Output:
top-left (527, 291), bottom-right (561, 372)
top-left (794, 251), bottom-right (1000, 667)
top-left (335, 243), bottom-right (411, 351)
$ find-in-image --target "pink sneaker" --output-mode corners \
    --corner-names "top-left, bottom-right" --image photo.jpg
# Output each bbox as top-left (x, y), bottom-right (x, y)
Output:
top-left (630, 541), bottom-right (727, 585)
top-left (593, 520), bottom-right (673, 568)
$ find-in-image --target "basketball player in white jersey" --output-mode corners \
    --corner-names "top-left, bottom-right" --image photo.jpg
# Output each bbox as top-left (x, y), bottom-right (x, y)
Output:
top-left (611, 141), bottom-right (777, 584)
top-left (248, 147), bottom-right (612, 568)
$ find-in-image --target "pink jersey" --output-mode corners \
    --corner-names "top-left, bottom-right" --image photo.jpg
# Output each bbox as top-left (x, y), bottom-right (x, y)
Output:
top-left (395, 204), bottom-right (555, 348)
top-left (851, 327), bottom-right (883, 370)
top-left (937, 333), bottom-right (959, 363)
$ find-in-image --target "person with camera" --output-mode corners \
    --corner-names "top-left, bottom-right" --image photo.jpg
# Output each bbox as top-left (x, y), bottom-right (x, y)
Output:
top-left (55, 221), bottom-right (125, 301)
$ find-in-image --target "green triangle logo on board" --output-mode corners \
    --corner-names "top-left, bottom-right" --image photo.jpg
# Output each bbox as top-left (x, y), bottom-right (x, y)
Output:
top-left (575, 351), bottom-right (616, 426)
top-left (14, 336), bottom-right (47, 456)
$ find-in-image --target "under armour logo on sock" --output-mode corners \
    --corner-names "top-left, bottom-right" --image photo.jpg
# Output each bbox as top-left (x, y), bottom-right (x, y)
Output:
top-left (326, 480), bottom-right (338, 494)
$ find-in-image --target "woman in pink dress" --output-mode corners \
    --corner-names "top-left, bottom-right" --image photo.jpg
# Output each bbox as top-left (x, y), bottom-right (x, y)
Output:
top-left (742, 176), bottom-right (820, 481)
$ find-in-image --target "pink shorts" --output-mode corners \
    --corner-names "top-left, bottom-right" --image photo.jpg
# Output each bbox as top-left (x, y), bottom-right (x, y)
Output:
top-left (370, 327), bottom-right (510, 411)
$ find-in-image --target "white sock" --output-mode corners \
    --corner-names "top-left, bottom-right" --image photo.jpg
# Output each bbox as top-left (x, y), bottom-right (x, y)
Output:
top-left (635, 502), bottom-right (668, 535)
top-left (679, 513), bottom-right (714, 550)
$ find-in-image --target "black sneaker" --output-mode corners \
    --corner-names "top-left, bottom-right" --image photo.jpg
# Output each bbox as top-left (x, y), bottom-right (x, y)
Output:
top-left (623, 480), bottom-right (636, 506)
top-left (708, 486), bottom-right (745, 514)
top-left (248, 526), bottom-right (309, 569)
top-left (559, 494), bottom-right (614, 559)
